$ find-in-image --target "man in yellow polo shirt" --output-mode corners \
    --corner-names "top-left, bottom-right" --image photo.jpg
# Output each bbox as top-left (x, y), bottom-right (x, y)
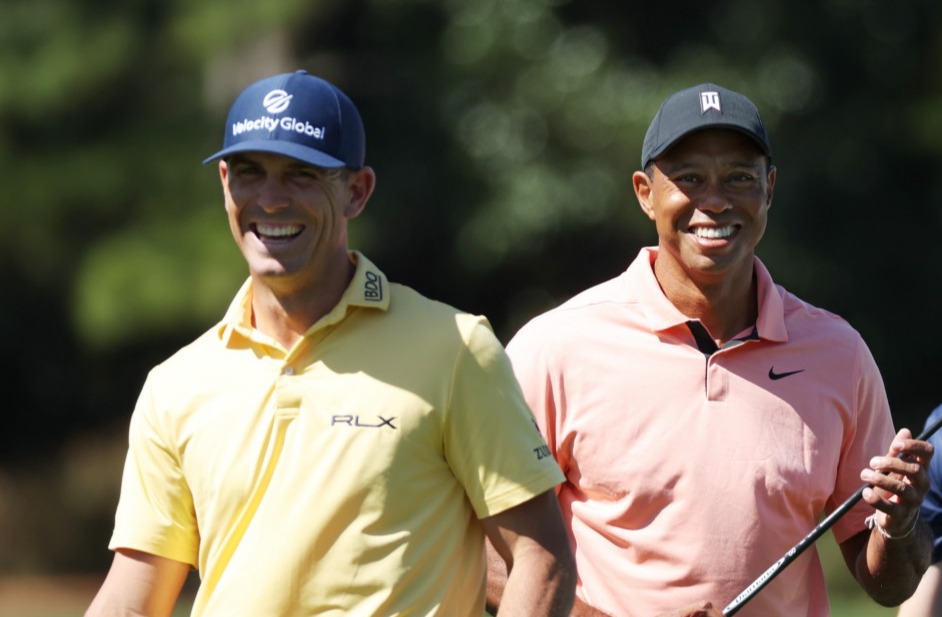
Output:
top-left (85, 70), bottom-right (575, 617)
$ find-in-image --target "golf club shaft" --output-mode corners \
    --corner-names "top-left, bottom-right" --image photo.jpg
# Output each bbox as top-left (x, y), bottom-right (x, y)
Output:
top-left (723, 414), bottom-right (942, 616)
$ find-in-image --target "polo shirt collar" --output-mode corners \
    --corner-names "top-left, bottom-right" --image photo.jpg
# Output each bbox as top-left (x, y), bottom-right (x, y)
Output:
top-left (625, 246), bottom-right (788, 343)
top-left (216, 251), bottom-right (391, 346)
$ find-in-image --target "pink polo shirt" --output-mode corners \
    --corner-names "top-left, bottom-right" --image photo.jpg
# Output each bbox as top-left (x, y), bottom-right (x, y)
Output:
top-left (507, 247), bottom-right (895, 617)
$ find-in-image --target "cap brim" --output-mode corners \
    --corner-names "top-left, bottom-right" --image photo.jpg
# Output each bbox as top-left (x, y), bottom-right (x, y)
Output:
top-left (645, 123), bottom-right (771, 168)
top-left (202, 140), bottom-right (350, 169)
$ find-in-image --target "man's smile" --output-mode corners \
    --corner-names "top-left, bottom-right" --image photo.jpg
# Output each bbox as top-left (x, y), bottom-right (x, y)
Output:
top-left (689, 224), bottom-right (736, 240)
top-left (251, 222), bottom-right (304, 241)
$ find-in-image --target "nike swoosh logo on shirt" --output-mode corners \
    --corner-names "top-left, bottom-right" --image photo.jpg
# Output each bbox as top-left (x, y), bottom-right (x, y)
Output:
top-left (768, 367), bottom-right (805, 380)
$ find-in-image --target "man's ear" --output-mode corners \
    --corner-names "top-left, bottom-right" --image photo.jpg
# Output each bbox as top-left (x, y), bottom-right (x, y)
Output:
top-left (218, 159), bottom-right (231, 207)
top-left (766, 164), bottom-right (777, 208)
top-left (345, 166), bottom-right (376, 219)
top-left (632, 170), bottom-right (656, 221)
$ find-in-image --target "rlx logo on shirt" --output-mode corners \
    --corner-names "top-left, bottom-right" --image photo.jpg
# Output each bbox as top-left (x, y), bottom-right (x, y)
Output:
top-left (331, 415), bottom-right (397, 429)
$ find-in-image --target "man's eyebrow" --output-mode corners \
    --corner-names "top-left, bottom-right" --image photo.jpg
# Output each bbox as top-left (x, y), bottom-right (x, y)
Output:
top-left (226, 156), bottom-right (322, 173)
top-left (286, 161), bottom-right (320, 171)
top-left (658, 161), bottom-right (698, 174)
top-left (227, 154), bottom-right (255, 166)
top-left (725, 159), bottom-right (765, 169)
top-left (659, 159), bottom-right (763, 173)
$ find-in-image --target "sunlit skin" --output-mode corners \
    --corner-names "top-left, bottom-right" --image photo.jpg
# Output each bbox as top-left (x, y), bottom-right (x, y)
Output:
top-left (219, 152), bottom-right (375, 347)
top-left (632, 129), bottom-right (776, 343)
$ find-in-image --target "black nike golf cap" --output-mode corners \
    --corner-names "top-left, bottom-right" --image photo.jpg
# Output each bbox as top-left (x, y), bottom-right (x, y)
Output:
top-left (641, 83), bottom-right (771, 169)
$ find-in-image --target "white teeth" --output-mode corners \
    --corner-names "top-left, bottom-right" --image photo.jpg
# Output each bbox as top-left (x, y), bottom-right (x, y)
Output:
top-left (692, 226), bottom-right (733, 239)
top-left (256, 223), bottom-right (302, 237)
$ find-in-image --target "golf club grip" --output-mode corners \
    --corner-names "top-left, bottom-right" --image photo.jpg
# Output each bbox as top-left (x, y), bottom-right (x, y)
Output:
top-left (723, 414), bottom-right (942, 616)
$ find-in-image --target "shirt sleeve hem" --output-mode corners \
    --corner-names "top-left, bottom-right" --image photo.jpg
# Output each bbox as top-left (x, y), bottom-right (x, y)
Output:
top-left (473, 469), bottom-right (565, 519)
top-left (108, 534), bottom-right (199, 569)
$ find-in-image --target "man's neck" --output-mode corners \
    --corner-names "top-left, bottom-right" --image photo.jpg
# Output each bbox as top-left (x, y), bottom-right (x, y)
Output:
top-left (654, 258), bottom-right (759, 346)
top-left (250, 259), bottom-right (356, 350)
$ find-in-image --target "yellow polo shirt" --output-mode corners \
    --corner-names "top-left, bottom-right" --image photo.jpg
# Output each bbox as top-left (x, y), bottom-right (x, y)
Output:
top-left (110, 252), bottom-right (563, 616)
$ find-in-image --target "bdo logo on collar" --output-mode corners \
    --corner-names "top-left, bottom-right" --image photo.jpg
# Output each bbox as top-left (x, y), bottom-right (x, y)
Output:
top-left (262, 89), bottom-right (293, 114)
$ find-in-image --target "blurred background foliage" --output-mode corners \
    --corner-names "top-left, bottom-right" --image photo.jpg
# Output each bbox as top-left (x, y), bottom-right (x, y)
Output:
top-left (2, 0), bottom-right (942, 600)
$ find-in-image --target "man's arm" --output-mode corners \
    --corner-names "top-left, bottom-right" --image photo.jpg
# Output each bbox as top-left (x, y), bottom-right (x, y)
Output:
top-left (486, 535), bottom-right (608, 616)
top-left (485, 501), bottom-right (723, 617)
top-left (489, 537), bottom-right (722, 617)
top-left (840, 428), bottom-right (934, 606)
top-left (481, 489), bottom-right (576, 617)
top-left (897, 562), bottom-right (942, 616)
top-left (85, 548), bottom-right (190, 617)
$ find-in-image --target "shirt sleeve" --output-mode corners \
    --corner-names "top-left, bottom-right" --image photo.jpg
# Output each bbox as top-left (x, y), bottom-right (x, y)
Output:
top-left (442, 315), bottom-right (564, 519)
top-left (505, 320), bottom-right (568, 477)
top-left (921, 404), bottom-right (942, 563)
top-left (829, 336), bottom-right (897, 544)
top-left (109, 370), bottom-right (200, 567)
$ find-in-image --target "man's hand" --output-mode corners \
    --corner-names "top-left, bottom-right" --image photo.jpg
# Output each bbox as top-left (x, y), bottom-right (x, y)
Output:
top-left (860, 428), bottom-right (933, 536)
top-left (840, 427), bottom-right (935, 606)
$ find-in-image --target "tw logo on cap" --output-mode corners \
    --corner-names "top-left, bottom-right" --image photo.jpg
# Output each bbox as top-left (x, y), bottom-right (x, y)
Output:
top-left (700, 91), bottom-right (722, 114)
top-left (263, 89), bottom-right (293, 114)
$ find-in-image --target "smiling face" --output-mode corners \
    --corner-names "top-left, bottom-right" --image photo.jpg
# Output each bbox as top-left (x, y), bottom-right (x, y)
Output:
top-left (633, 128), bottom-right (776, 290)
top-left (220, 152), bottom-right (374, 296)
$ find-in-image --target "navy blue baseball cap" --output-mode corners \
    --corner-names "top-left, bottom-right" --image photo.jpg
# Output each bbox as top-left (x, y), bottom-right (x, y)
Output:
top-left (641, 83), bottom-right (771, 169)
top-left (204, 70), bottom-right (366, 170)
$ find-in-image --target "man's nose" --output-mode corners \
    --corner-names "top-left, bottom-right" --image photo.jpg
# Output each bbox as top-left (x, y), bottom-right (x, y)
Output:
top-left (697, 181), bottom-right (732, 212)
top-left (257, 177), bottom-right (289, 212)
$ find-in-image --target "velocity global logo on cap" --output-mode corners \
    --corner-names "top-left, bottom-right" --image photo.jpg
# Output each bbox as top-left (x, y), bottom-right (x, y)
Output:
top-left (263, 89), bottom-right (293, 113)
top-left (231, 116), bottom-right (327, 140)
top-left (231, 88), bottom-right (327, 142)
top-left (204, 70), bottom-right (368, 170)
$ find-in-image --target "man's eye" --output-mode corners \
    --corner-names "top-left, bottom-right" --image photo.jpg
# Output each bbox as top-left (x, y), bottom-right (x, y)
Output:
top-left (234, 166), bottom-right (262, 177)
top-left (290, 169), bottom-right (320, 180)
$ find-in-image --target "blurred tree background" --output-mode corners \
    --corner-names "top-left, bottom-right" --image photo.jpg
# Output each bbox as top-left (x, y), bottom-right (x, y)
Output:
top-left (2, 0), bottom-right (942, 600)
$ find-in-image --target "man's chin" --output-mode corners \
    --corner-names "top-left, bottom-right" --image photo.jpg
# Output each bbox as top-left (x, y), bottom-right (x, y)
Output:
top-left (247, 261), bottom-right (293, 280)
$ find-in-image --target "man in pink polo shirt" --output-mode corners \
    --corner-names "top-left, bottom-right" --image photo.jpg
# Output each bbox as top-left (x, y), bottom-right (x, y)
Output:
top-left (486, 83), bottom-right (933, 617)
